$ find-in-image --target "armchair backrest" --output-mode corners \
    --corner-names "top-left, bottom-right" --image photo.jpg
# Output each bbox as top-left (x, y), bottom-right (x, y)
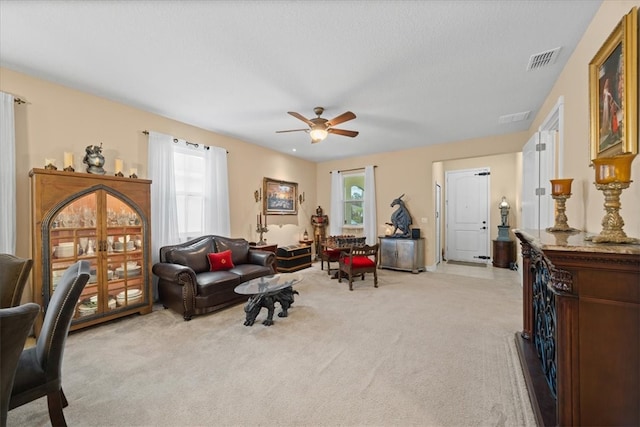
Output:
top-left (0, 303), bottom-right (39, 426)
top-left (36, 260), bottom-right (90, 381)
top-left (348, 244), bottom-right (379, 262)
top-left (0, 254), bottom-right (33, 308)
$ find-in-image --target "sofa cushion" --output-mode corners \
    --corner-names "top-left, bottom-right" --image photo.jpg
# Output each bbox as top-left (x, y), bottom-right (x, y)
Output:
top-left (207, 250), bottom-right (235, 271)
top-left (195, 271), bottom-right (242, 297)
top-left (215, 237), bottom-right (249, 265)
top-left (165, 238), bottom-right (215, 274)
top-left (230, 264), bottom-right (274, 282)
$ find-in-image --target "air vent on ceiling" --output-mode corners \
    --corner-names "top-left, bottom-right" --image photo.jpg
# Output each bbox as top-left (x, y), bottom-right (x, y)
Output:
top-left (526, 47), bottom-right (562, 71)
top-left (499, 110), bottom-right (531, 124)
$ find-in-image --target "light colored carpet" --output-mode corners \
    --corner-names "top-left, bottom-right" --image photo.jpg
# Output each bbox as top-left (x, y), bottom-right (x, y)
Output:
top-left (8, 264), bottom-right (535, 427)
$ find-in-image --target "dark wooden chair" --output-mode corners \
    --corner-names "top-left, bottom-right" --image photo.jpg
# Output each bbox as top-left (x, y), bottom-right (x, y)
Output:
top-left (338, 244), bottom-right (379, 291)
top-left (0, 303), bottom-right (39, 427)
top-left (320, 241), bottom-right (343, 276)
top-left (9, 260), bottom-right (90, 427)
top-left (0, 254), bottom-right (33, 308)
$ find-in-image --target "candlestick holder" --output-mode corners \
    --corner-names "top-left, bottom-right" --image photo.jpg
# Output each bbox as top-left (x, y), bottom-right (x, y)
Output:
top-left (585, 153), bottom-right (638, 244)
top-left (585, 181), bottom-right (639, 244)
top-left (256, 225), bottom-right (268, 245)
top-left (115, 171), bottom-right (124, 177)
top-left (546, 178), bottom-right (578, 233)
top-left (546, 194), bottom-right (578, 232)
top-left (63, 166), bottom-right (75, 172)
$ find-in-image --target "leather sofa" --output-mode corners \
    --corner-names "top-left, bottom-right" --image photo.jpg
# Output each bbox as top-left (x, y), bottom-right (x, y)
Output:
top-left (152, 235), bottom-right (276, 320)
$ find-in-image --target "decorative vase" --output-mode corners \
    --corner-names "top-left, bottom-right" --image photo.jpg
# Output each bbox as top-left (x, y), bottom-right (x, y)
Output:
top-left (587, 153), bottom-right (638, 243)
top-left (83, 143), bottom-right (106, 175)
top-left (546, 178), bottom-right (577, 232)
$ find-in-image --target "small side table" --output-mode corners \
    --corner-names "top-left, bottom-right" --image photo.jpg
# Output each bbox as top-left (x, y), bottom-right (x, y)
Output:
top-left (492, 239), bottom-right (514, 268)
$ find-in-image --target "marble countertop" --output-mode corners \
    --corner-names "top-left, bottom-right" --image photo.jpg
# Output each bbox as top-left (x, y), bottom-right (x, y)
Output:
top-left (514, 229), bottom-right (640, 256)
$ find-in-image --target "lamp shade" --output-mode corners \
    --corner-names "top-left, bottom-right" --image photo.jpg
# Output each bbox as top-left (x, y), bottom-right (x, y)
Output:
top-left (310, 128), bottom-right (328, 142)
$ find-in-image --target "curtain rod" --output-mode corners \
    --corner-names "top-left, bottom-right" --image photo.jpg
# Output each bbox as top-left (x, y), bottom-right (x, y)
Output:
top-left (330, 165), bottom-right (377, 173)
top-left (143, 130), bottom-right (229, 152)
top-left (14, 97), bottom-right (25, 104)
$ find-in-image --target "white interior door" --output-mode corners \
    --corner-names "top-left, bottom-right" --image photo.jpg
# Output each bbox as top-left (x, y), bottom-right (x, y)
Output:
top-left (445, 168), bottom-right (490, 263)
top-left (435, 183), bottom-right (442, 264)
top-left (522, 131), bottom-right (555, 230)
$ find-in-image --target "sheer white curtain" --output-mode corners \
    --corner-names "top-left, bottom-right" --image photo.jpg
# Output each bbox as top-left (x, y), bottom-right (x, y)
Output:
top-left (0, 92), bottom-right (16, 253)
top-left (329, 170), bottom-right (344, 235)
top-left (363, 165), bottom-right (377, 245)
top-left (148, 131), bottom-right (180, 297)
top-left (203, 146), bottom-right (230, 236)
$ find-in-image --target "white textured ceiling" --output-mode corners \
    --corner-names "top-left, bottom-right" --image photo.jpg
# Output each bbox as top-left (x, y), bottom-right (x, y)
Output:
top-left (0, 0), bottom-right (602, 162)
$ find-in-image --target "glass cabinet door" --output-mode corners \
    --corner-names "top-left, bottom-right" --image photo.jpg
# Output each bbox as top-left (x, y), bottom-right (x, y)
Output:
top-left (105, 194), bottom-right (145, 309)
top-left (46, 190), bottom-right (148, 323)
top-left (49, 192), bottom-right (100, 318)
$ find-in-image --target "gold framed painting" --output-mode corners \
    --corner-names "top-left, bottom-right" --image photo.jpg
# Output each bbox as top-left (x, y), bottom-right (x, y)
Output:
top-left (263, 177), bottom-right (298, 215)
top-left (589, 7), bottom-right (638, 161)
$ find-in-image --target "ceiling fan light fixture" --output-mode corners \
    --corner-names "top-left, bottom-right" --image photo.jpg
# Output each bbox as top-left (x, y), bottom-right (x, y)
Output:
top-left (309, 127), bottom-right (328, 142)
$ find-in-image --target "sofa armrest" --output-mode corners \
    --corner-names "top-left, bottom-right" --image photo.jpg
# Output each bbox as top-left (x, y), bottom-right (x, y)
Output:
top-left (248, 249), bottom-right (275, 267)
top-left (152, 262), bottom-right (198, 286)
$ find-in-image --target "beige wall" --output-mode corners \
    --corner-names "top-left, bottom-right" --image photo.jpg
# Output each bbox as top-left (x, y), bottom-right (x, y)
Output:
top-left (315, 133), bottom-right (526, 269)
top-left (2, 0), bottom-right (639, 295)
top-left (317, 0), bottom-right (640, 268)
top-left (1, 68), bottom-right (315, 303)
top-left (529, 0), bottom-right (640, 236)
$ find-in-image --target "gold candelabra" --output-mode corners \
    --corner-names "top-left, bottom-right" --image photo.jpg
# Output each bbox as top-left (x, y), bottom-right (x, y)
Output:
top-left (585, 153), bottom-right (638, 244)
top-left (546, 179), bottom-right (578, 232)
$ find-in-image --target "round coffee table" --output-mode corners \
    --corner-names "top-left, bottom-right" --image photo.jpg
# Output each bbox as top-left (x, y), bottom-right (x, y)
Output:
top-left (234, 274), bottom-right (302, 326)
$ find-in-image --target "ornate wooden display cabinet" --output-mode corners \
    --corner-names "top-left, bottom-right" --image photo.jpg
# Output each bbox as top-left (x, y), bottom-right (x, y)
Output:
top-left (378, 237), bottom-right (425, 273)
top-left (30, 168), bottom-right (152, 336)
top-left (514, 229), bottom-right (639, 426)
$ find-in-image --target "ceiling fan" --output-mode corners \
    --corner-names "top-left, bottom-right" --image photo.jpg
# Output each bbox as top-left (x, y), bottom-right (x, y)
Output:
top-left (276, 107), bottom-right (359, 143)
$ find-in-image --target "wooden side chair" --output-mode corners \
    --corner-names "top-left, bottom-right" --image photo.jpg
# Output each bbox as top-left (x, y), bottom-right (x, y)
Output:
top-left (338, 244), bottom-right (379, 291)
top-left (320, 239), bottom-right (342, 276)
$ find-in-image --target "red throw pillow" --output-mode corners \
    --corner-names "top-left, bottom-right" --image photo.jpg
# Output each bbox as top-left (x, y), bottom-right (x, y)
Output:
top-left (207, 250), bottom-right (235, 271)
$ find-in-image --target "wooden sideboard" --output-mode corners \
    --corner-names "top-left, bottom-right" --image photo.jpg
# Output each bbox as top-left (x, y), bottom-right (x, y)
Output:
top-left (514, 229), bottom-right (639, 426)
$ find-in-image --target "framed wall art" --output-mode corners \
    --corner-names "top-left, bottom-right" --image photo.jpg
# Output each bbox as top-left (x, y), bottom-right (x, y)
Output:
top-left (589, 7), bottom-right (638, 161)
top-left (263, 177), bottom-right (298, 215)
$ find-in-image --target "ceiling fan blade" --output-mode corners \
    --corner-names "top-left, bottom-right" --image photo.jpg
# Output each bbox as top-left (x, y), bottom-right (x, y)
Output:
top-left (326, 111), bottom-right (356, 127)
top-left (276, 129), bottom-right (309, 133)
top-left (287, 111), bottom-right (314, 126)
top-left (328, 128), bottom-right (359, 138)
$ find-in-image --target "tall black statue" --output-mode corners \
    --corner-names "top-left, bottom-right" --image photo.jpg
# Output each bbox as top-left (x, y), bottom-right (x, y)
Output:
top-left (386, 194), bottom-right (412, 238)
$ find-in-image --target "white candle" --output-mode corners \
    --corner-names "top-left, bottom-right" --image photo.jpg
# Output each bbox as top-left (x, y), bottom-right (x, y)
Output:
top-left (115, 159), bottom-right (123, 173)
top-left (129, 168), bottom-right (137, 176)
top-left (45, 158), bottom-right (55, 166)
top-left (64, 152), bottom-right (73, 168)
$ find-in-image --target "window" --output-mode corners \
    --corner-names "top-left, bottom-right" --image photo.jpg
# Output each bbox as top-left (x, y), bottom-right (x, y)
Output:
top-left (173, 145), bottom-right (205, 241)
top-left (343, 173), bottom-right (365, 227)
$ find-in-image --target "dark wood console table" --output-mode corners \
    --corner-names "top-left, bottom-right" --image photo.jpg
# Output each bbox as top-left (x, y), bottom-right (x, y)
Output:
top-left (515, 229), bottom-right (639, 426)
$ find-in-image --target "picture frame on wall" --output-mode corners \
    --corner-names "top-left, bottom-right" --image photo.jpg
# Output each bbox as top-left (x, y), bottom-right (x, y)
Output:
top-left (589, 6), bottom-right (638, 161)
top-left (263, 177), bottom-right (298, 215)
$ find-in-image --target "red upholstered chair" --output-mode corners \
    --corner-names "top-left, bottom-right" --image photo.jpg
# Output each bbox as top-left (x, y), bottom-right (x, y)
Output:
top-left (338, 244), bottom-right (379, 291)
top-left (320, 244), bottom-right (342, 276)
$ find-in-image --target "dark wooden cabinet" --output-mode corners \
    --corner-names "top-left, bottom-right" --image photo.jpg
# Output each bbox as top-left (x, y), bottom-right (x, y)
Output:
top-left (515, 229), bottom-right (639, 426)
top-left (492, 239), bottom-right (514, 268)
